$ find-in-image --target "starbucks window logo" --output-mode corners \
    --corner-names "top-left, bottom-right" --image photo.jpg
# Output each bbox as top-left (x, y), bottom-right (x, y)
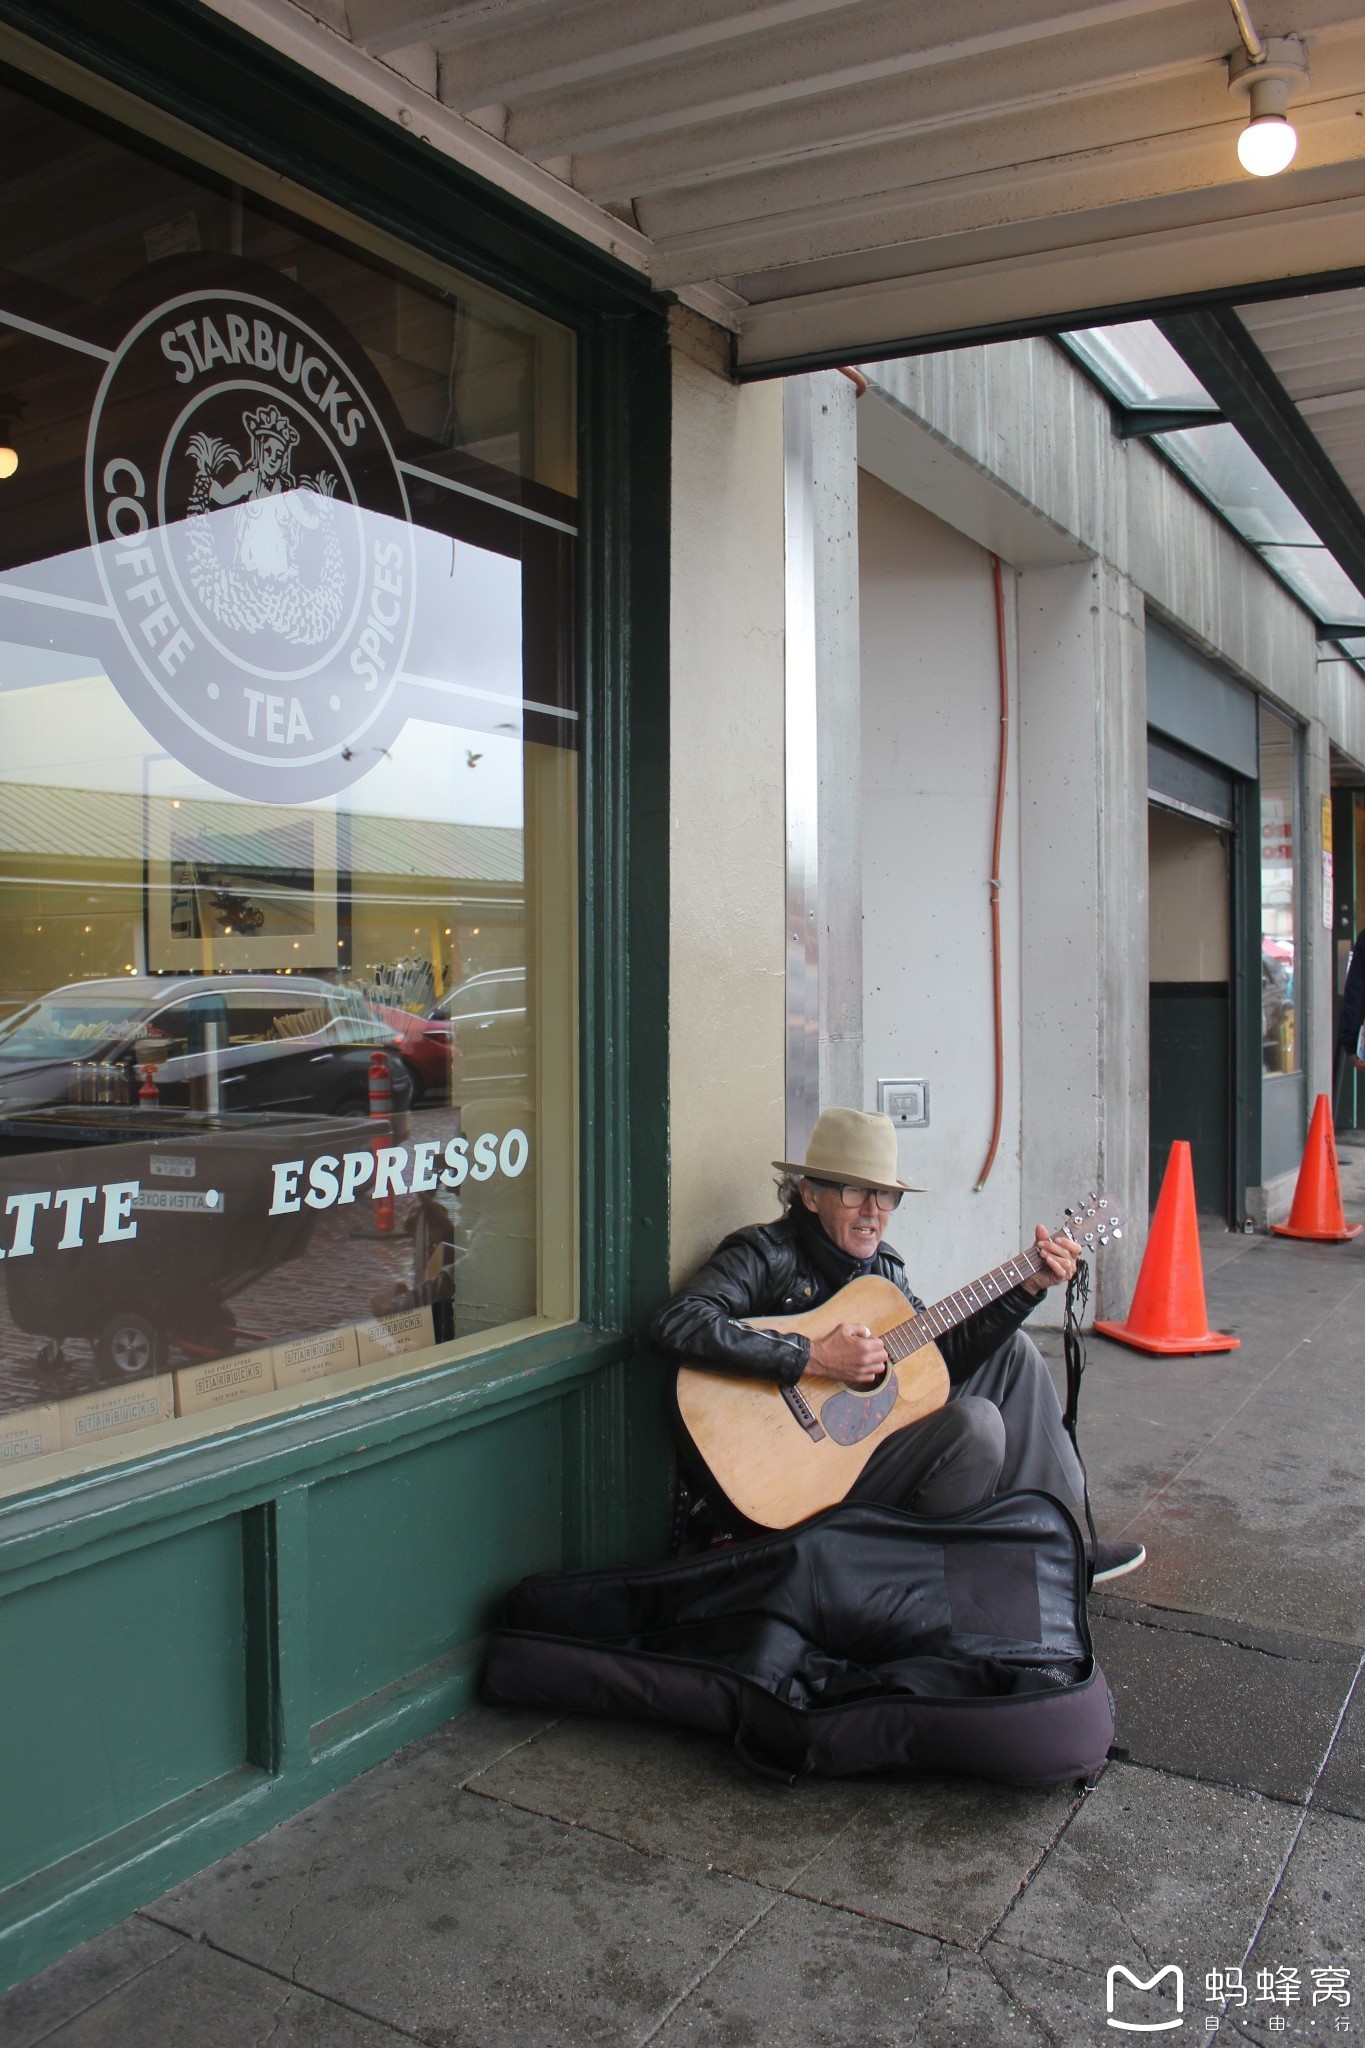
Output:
top-left (86, 285), bottom-right (417, 799)
top-left (184, 402), bottom-right (346, 648)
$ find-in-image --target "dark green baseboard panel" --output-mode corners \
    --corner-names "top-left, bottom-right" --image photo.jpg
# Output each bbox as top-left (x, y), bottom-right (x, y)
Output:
top-left (0, 1334), bottom-right (668, 1996)
top-left (0, 1640), bottom-right (487, 1993)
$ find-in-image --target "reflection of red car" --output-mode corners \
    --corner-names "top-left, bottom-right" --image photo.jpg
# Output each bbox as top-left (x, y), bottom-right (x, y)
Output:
top-left (373, 1005), bottom-right (455, 1106)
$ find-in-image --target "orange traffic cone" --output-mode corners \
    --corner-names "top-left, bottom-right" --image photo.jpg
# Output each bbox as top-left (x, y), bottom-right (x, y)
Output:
top-left (1095, 1140), bottom-right (1239, 1355)
top-left (1271, 1093), bottom-right (1362, 1243)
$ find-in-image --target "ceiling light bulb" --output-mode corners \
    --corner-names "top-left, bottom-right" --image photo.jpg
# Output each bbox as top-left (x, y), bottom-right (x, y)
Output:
top-left (1228, 40), bottom-right (1307, 179)
top-left (0, 447), bottom-right (17, 479)
top-left (1238, 110), bottom-right (1297, 176)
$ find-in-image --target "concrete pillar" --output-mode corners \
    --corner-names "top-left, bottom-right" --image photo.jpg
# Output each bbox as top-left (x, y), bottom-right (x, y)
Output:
top-left (811, 375), bottom-right (864, 1115)
top-left (784, 372), bottom-right (863, 1142)
top-left (668, 312), bottom-right (787, 1280)
top-left (1304, 717), bottom-right (1335, 1117)
top-left (1017, 560), bottom-right (1147, 1320)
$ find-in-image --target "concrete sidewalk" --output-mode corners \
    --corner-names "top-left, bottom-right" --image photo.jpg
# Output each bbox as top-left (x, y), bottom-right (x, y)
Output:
top-left (7, 1164), bottom-right (1365, 2048)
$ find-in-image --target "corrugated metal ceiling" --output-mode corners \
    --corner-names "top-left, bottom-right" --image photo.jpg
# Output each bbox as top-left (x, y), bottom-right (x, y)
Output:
top-left (209, 0), bottom-right (1365, 373)
top-left (192, 0), bottom-right (1365, 596)
top-left (1238, 287), bottom-right (1365, 504)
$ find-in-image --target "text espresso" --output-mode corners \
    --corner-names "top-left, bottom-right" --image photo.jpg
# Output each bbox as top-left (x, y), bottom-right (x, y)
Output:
top-left (269, 1130), bottom-right (530, 1216)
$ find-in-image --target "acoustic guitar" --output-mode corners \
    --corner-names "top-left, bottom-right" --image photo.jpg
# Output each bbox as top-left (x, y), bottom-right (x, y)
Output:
top-left (674, 1196), bottom-right (1122, 1529)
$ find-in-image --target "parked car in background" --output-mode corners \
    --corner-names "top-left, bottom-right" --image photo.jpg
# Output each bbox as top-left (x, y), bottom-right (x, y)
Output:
top-left (0, 975), bottom-right (414, 1120)
top-left (428, 967), bottom-right (528, 1101)
top-left (370, 1000), bottom-right (455, 1107)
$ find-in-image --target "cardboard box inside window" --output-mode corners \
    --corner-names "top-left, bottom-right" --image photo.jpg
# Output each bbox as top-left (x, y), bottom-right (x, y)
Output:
top-left (354, 1304), bottom-right (435, 1367)
top-left (0, 1403), bottom-right (62, 1464)
top-left (60, 1377), bottom-right (174, 1448)
top-left (273, 1325), bottom-right (361, 1389)
top-left (175, 1345), bottom-right (276, 1417)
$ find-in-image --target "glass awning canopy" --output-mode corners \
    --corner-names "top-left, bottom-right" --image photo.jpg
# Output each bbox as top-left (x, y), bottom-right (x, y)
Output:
top-left (1062, 322), bottom-right (1365, 672)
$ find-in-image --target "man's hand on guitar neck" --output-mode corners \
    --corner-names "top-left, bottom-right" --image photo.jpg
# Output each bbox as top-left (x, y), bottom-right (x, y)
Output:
top-left (803, 1225), bottom-right (1079, 1381)
top-left (804, 1323), bottom-right (888, 1387)
top-left (771, 1224), bottom-right (1079, 1387)
top-left (1021, 1223), bottom-right (1081, 1297)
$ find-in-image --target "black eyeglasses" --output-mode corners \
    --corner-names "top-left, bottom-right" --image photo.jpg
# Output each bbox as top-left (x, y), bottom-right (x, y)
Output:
top-left (806, 1180), bottom-right (902, 1212)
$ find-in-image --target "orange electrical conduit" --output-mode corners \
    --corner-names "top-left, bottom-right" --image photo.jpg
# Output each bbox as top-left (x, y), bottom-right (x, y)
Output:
top-left (974, 552), bottom-right (1010, 1192)
top-left (835, 364), bottom-right (1005, 1188)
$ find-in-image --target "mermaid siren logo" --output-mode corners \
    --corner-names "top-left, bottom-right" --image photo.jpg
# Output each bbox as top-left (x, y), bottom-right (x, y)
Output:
top-left (185, 403), bottom-right (345, 644)
top-left (86, 273), bottom-right (416, 799)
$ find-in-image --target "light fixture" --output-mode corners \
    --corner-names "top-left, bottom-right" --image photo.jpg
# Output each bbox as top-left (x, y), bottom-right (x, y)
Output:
top-left (1227, 32), bottom-right (1308, 178)
top-left (0, 392), bottom-right (20, 479)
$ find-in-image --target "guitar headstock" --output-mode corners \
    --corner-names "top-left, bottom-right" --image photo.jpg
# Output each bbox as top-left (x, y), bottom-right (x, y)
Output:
top-left (1061, 1193), bottom-right (1123, 1253)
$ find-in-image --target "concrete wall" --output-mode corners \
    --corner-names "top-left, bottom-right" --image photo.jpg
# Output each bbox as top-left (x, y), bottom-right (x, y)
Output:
top-left (856, 477), bottom-right (1147, 1318)
top-left (855, 334), bottom-right (1354, 1267)
top-left (661, 319), bottom-right (1350, 1306)
top-left (858, 475), bottom-right (1027, 1299)
top-left (666, 311), bottom-right (788, 1282)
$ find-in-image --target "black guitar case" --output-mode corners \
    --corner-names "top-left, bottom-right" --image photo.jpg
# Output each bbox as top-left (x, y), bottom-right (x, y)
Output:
top-left (483, 1493), bottom-right (1114, 1786)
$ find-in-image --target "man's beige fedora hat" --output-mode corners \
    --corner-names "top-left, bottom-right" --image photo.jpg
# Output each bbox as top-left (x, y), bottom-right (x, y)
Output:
top-left (774, 1107), bottom-right (923, 1194)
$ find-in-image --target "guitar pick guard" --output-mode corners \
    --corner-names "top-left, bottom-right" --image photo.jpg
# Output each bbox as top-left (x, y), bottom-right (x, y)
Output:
top-left (819, 1373), bottom-right (899, 1445)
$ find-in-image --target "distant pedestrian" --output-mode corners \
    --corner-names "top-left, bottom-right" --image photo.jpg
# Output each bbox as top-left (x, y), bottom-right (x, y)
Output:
top-left (1337, 926), bottom-right (1365, 1113)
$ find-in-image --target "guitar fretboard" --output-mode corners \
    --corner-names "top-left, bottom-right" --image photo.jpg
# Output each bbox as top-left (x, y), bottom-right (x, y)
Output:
top-left (882, 1243), bottom-right (1047, 1361)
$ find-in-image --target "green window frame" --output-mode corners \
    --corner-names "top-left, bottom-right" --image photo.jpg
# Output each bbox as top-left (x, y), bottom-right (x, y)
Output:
top-left (0, 0), bottom-right (673, 1989)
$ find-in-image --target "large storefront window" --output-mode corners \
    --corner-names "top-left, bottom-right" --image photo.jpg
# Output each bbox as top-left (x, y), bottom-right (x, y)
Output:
top-left (1260, 705), bottom-right (1299, 1076)
top-left (0, 75), bottom-right (578, 1490)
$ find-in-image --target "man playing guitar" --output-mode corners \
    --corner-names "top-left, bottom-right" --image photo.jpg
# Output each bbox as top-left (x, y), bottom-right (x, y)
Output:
top-left (651, 1107), bottom-right (1144, 1584)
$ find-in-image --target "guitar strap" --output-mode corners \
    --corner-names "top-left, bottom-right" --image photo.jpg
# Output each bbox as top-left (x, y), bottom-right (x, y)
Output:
top-left (1062, 1258), bottom-right (1100, 1577)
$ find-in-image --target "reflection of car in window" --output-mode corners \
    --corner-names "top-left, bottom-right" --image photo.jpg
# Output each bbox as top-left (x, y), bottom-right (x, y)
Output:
top-left (429, 967), bottom-right (528, 1100)
top-left (367, 1001), bottom-right (454, 1107)
top-left (0, 975), bottom-right (412, 1118)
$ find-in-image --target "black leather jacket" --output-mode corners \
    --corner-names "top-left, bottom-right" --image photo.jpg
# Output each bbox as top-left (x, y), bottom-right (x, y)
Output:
top-left (650, 1212), bottom-right (1040, 1388)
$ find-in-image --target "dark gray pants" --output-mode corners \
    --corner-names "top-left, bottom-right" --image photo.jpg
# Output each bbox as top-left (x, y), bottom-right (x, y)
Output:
top-left (845, 1330), bottom-right (1085, 1520)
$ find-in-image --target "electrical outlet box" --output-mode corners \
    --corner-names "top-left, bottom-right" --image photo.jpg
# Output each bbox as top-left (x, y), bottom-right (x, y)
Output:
top-left (877, 1078), bottom-right (929, 1128)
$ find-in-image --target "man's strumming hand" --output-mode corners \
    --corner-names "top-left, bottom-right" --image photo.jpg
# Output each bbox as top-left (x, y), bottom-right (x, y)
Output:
top-left (804, 1323), bottom-right (888, 1386)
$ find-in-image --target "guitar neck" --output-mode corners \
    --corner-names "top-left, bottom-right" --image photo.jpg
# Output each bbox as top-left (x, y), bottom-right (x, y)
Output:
top-left (883, 1243), bottom-right (1047, 1362)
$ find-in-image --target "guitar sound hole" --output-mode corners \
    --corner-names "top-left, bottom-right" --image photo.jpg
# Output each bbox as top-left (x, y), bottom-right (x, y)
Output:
top-left (819, 1371), bottom-right (899, 1447)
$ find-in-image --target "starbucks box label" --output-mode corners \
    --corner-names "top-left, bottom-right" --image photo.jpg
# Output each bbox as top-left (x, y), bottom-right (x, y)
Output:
top-left (175, 1346), bottom-right (276, 1416)
top-left (354, 1305), bottom-right (435, 1367)
top-left (0, 1403), bottom-right (62, 1465)
top-left (273, 1325), bottom-right (361, 1388)
top-left (60, 1378), bottom-right (174, 1448)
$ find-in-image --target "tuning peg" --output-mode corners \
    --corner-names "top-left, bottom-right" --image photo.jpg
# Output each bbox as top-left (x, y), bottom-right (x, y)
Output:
top-left (1112, 1227), bottom-right (1123, 1240)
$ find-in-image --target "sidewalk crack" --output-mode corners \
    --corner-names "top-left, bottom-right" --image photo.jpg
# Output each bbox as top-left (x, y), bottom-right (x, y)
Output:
top-left (155, 1934), bottom-right (434, 2046)
top-left (1232, 1650), bottom-right (1365, 1979)
top-left (1095, 1609), bottom-right (1347, 1664)
top-left (14, 1938), bottom-right (179, 2048)
top-left (979, 1947), bottom-right (1064, 2048)
top-left (977, 1780), bottom-right (1091, 1949)
top-left (456, 1714), bottom-right (563, 1791)
top-left (629, 1891), bottom-right (785, 2048)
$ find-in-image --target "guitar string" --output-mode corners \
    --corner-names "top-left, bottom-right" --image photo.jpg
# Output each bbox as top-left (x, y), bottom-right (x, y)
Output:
top-left (882, 1245), bottom-right (1048, 1362)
